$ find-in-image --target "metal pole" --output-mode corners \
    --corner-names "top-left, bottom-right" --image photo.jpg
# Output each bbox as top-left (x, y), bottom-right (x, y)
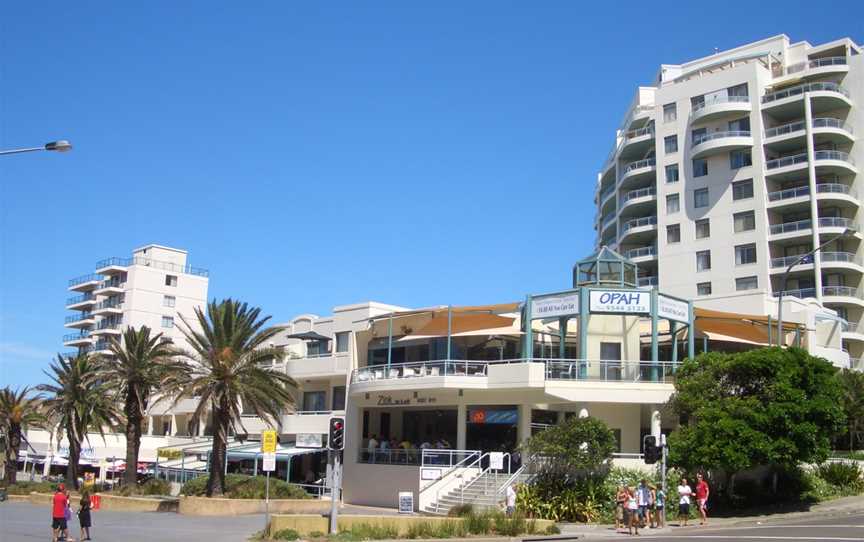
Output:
top-left (446, 305), bottom-right (452, 361)
top-left (671, 322), bottom-right (678, 364)
top-left (559, 317), bottom-right (567, 359)
top-left (329, 451), bottom-right (340, 534)
top-left (387, 315), bottom-right (393, 367)
top-left (523, 295), bottom-right (533, 359)
top-left (265, 471), bottom-right (271, 535)
top-left (661, 437), bottom-right (667, 496)
top-left (687, 301), bottom-right (695, 360)
top-left (0, 146), bottom-right (44, 155)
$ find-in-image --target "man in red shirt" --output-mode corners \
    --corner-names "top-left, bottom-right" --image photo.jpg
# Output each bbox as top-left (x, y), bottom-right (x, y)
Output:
top-left (51, 483), bottom-right (69, 542)
top-left (695, 473), bottom-right (710, 526)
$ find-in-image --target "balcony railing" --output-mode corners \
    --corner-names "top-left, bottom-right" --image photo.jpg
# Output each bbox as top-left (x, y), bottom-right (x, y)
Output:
top-left (96, 318), bottom-right (123, 330)
top-left (625, 246), bottom-right (656, 259)
top-left (785, 56), bottom-right (848, 74)
top-left (602, 214), bottom-right (616, 228)
top-left (814, 150), bottom-right (854, 166)
top-left (624, 126), bottom-right (654, 141)
top-left (637, 276), bottom-right (658, 287)
top-left (816, 183), bottom-right (853, 196)
top-left (767, 185), bottom-right (809, 202)
top-left (765, 120), bottom-right (806, 139)
top-left (812, 117), bottom-right (854, 133)
top-left (94, 299), bottom-right (124, 310)
top-left (96, 279), bottom-right (126, 290)
top-left (691, 94), bottom-right (750, 113)
top-left (621, 187), bottom-right (656, 204)
top-left (96, 256), bottom-right (209, 277)
top-left (766, 152), bottom-right (808, 170)
top-left (769, 219), bottom-right (811, 235)
top-left (68, 273), bottom-right (101, 287)
top-left (770, 254), bottom-right (813, 268)
top-left (762, 81), bottom-right (850, 103)
top-left (774, 288), bottom-right (817, 299)
top-left (622, 158), bottom-right (656, 175)
top-left (599, 184), bottom-right (615, 202)
top-left (821, 252), bottom-right (858, 264)
top-left (822, 286), bottom-right (861, 299)
top-left (66, 293), bottom-right (95, 306)
top-left (621, 216), bottom-right (657, 233)
top-left (63, 332), bottom-right (91, 342)
top-left (64, 313), bottom-right (94, 324)
top-left (818, 217), bottom-right (856, 229)
top-left (691, 130), bottom-right (751, 146)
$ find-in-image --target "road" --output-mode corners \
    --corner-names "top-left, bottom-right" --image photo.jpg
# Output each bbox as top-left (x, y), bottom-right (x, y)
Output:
top-left (578, 513), bottom-right (864, 540)
top-left (0, 501), bottom-right (265, 541)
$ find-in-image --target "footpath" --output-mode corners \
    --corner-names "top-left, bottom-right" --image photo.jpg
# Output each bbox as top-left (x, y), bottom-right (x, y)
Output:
top-left (556, 494), bottom-right (864, 539)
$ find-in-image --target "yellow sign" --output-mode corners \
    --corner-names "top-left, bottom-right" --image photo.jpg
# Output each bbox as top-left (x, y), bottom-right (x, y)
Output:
top-left (262, 430), bottom-right (278, 453)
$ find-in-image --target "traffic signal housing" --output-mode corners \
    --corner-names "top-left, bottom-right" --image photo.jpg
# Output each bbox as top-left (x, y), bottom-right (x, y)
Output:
top-left (643, 435), bottom-right (661, 464)
top-left (328, 416), bottom-right (345, 451)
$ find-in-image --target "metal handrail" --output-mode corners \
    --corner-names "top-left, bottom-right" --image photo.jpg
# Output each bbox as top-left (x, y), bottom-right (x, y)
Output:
top-left (821, 252), bottom-right (858, 264)
top-left (96, 256), bottom-right (210, 277)
top-left (621, 215), bottom-right (657, 232)
top-left (544, 359), bottom-right (677, 383)
top-left (692, 130), bottom-right (751, 146)
top-left (94, 299), bottom-right (123, 310)
top-left (823, 286), bottom-right (861, 299)
top-left (624, 126), bottom-right (654, 140)
top-left (625, 246), bottom-right (656, 259)
top-left (816, 183), bottom-right (853, 196)
top-left (767, 185), bottom-right (809, 201)
top-left (460, 452), bottom-right (512, 505)
top-left (352, 360), bottom-right (489, 383)
top-left (765, 120), bottom-right (806, 139)
top-left (66, 293), bottom-right (96, 305)
top-left (818, 217), bottom-right (856, 229)
top-left (63, 332), bottom-right (92, 342)
top-left (766, 152), bottom-right (808, 170)
top-left (769, 219), bottom-right (811, 235)
top-left (68, 273), bottom-right (101, 287)
top-left (692, 94), bottom-right (750, 112)
top-left (638, 276), bottom-right (658, 287)
top-left (786, 56), bottom-right (848, 73)
top-left (420, 450), bottom-right (482, 512)
top-left (812, 117), bottom-right (854, 134)
top-left (622, 158), bottom-right (656, 174)
top-left (771, 254), bottom-right (814, 268)
top-left (96, 279), bottom-right (126, 290)
top-left (762, 81), bottom-right (850, 103)
top-left (814, 150), bottom-right (854, 165)
top-left (64, 313), bottom-right (95, 324)
top-left (774, 288), bottom-right (817, 299)
top-left (621, 187), bottom-right (656, 204)
top-left (599, 185), bottom-right (615, 202)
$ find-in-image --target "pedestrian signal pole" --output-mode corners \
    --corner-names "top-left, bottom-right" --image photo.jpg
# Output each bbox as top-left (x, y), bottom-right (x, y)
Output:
top-left (328, 417), bottom-right (345, 535)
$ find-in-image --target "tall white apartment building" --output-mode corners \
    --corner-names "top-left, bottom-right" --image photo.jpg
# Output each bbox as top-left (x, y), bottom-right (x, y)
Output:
top-left (595, 35), bottom-right (863, 362)
top-left (63, 244), bottom-right (209, 356)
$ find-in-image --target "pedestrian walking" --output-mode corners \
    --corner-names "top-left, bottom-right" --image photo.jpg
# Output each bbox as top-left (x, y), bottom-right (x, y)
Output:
top-left (677, 477), bottom-right (693, 527)
top-left (78, 490), bottom-right (93, 541)
top-left (614, 486), bottom-right (627, 532)
top-left (695, 472), bottom-right (710, 526)
top-left (505, 483), bottom-right (517, 517)
top-left (626, 486), bottom-right (639, 536)
top-left (51, 484), bottom-right (69, 542)
top-left (654, 485), bottom-right (666, 528)
top-left (636, 479), bottom-right (650, 527)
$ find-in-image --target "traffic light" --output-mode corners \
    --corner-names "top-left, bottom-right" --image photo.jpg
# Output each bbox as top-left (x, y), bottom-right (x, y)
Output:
top-left (328, 416), bottom-right (345, 451)
top-left (643, 435), bottom-right (661, 464)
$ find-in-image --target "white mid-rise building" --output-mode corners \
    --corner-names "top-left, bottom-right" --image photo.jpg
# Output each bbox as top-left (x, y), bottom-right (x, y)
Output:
top-left (594, 34), bottom-right (863, 367)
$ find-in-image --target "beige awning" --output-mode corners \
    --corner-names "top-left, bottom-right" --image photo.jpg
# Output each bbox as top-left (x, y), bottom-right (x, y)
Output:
top-left (694, 307), bottom-right (803, 345)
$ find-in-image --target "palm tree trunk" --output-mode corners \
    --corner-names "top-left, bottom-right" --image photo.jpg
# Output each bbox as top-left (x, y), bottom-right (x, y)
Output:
top-left (66, 426), bottom-right (81, 490)
top-left (124, 393), bottom-right (142, 488)
top-left (207, 402), bottom-right (230, 497)
top-left (4, 423), bottom-right (21, 484)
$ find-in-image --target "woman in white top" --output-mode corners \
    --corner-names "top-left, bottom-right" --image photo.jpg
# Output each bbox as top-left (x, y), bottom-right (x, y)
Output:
top-left (677, 478), bottom-right (693, 526)
top-left (627, 486), bottom-right (640, 536)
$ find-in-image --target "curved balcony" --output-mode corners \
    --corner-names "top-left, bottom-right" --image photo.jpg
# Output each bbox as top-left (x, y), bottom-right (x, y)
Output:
top-left (765, 152), bottom-right (809, 178)
top-left (785, 56), bottom-right (849, 78)
top-left (816, 183), bottom-right (857, 207)
top-left (619, 187), bottom-right (656, 214)
top-left (619, 216), bottom-right (657, 243)
top-left (820, 252), bottom-right (862, 272)
top-left (619, 158), bottom-right (656, 188)
top-left (690, 130), bottom-right (752, 159)
top-left (620, 126), bottom-right (655, 160)
top-left (762, 82), bottom-right (852, 117)
top-left (822, 286), bottom-right (864, 306)
top-left (625, 246), bottom-right (657, 263)
top-left (637, 276), bottom-right (658, 288)
top-left (817, 216), bottom-right (857, 234)
top-left (813, 150), bottom-right (857, 176)
top-left (690, 95), bottom-right (751, 123)
top-left (811, 118), bottom-right (855, 145)
top-left (769, 219), bottom-right (812, 239)
top-left (774, 288), bottom-right (816, 300)
top-left (764, 120), bottom-right (806, 143)
top-left (600, 213), bottom-right (616, 234)
top-left (767, 185), bottom-right (810, 208)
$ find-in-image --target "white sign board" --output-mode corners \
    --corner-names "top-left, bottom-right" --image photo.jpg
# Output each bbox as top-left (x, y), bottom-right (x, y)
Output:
top-left (657, 295), bottom-right (689, 324)
top-left (589, 289), bottom-right (650, 314)
top-left (531, 292), bottom-right (580, 319)
top-left (489, 452), bottom-right (504, 470)
top-left (262, 452), bottom-right (276, 472)
top-left (398, 491), bottom-right (414, 514)
top-left (420, 468), bottom-right (442, 481)
top-left (296, 433), bottom-right (324, 449)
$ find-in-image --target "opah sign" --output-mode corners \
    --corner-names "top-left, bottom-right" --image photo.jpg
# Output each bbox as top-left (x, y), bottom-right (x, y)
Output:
top-left (531, 292), bottom-right (580, 319)
top-left (589, 289), bottom-right (650, 314)
top-left (657, 295), bottom-right (689, 324)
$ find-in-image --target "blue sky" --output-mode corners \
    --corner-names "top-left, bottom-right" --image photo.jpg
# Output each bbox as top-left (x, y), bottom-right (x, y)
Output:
top-left (1, 1), bottom-right (862, 387)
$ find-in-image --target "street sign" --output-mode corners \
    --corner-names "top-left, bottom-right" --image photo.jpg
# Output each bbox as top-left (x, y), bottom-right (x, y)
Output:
top-left (297, 433), bottom-right (324, 448)
top-left (262, 452), bottom-right (276, 472)
top-left (398, 491), bottom-right (414, 514)
top-left (489, 452), bottom-right (504, 470)
top-left (261, 430), bottom-right (278, 453)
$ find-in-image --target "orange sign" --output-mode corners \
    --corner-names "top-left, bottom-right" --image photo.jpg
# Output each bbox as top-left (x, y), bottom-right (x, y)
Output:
top-left (470, 410), bottom-right (486, 424)
top-left (90, 494), bottom-right (101, 510)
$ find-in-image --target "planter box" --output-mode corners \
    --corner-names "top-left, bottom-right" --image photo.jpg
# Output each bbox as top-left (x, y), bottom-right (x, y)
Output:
top-left (269, 514), bottom-right (555, 536)
top-left (179, 495), bottom-right (329, 516)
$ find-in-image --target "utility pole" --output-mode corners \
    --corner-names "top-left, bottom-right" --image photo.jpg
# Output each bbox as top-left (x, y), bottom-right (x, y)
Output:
top-left (328, 450), bottom-right (341, 534)
top-left (660, 434), bottom-right (667, 496)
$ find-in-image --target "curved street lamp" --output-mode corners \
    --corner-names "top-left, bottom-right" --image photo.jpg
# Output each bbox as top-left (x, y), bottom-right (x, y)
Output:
top-left (0, 140), bottom-right (72, 156)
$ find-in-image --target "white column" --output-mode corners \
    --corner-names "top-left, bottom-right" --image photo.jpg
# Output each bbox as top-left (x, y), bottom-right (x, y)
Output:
top-left (517, 404), bottom-right (532, 444)
top-left (147, 416), bottom-right (154, 436)
top-left (456, 403), bottom-right (467, 450)
top-left (651, 409), bottom-right (661, 439)
top-left (170, 415), bottom-right (178, 436)
top-left (804, 94), bottom-right (823, 303)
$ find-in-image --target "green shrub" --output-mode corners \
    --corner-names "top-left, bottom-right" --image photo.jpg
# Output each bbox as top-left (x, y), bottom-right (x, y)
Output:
top-left (493, 513), bottom-right (527, 536)
top-left (464, 511), bottom-right (492, 534)
top-left (118, 478), bottom-right (171, 496)
top-left (4, 481), bottom-right (57, 495)
top-left (270, 528), bottom-right (301, 540)
top-left (545, 524), bottom-right (561, 535)
top-left (180, 474), bottom-right (308, 499)
top-left (338, 522), bottom-right (399, 540)
top-left (308, 531), bottom-right (325, 538)
top-left (447, 503), bottom-right (474, 517)
top-left (817, 462), bottom-right (864, 488)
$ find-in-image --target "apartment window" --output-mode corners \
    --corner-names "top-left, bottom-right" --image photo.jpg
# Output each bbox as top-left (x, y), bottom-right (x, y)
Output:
top-left (734, 210), bottom-right (756, 233)
top-left (727, 83), bottom-right (748, 97)
top-left (730, 150), bottom-right (752, 169)
top-left (664, 135), bottom-right (678, 154)
top-left (736, 276), bottom-right (759, 291)
top-left (691, 127), bottom-right (707, 142)
top-left (728, 117), bottom-right (751, 132)
top-left (335, 332), bottom-right (350, 353)
top-left (666, 224), bottom-right (681, 243)
top-left (732, 179), bottom-right (754, 200)
top-left (735, 243), bottom-right (758, 265)
top-left (665, 164), bottom-right (679, 183)
top-left (161, 316), bottom-right (174, 329)
top-left (697, 282), bottom-right (712, 296)
top-left (695, 218), bottom-right (711, 239)
top-left (696, 250), bottom-right (711, 271)
top-left (165, 274), bottom-right (178, 287)
top-left (302, 391), bottom-right (326, 412)
top-left (691, 94), bottom-right (705, 109)
top-left (332, 386), bottom-right (346, 411)
top-left (663, 103), bottom-right (677, 123)
top-left (163, 295), bottom-right (176, 308)
top-left (666, 194), bottom-right (680, 214)
top-left (694, 188), bottom-right (709, 208)
top-left (693, 158), bottom-right (708, 177)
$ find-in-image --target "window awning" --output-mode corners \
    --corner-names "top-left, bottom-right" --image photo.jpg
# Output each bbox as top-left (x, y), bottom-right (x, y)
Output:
top-left (693, 307), bottom-right (803, 345)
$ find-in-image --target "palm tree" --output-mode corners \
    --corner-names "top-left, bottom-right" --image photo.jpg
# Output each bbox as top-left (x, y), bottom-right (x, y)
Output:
top-left (0, 387), bottom-right (45, 484)
top-left (170, 299), bottom-right (296, 497)
top-left (99, 326), bottom-right (187, 487)
top-left (37, 353), bottom-right (121, 489)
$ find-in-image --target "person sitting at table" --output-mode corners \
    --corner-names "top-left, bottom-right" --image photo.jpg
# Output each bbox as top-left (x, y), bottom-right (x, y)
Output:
top-left (379, 437), bottom-right (390, 462)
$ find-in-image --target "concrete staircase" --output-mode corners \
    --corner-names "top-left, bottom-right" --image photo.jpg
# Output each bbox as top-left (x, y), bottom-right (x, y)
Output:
top-left (424, 470), bottom-right (533, 516)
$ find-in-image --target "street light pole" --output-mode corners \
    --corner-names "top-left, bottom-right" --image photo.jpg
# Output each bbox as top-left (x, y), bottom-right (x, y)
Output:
top-left (777, 228), bottom-right (854, 344)
top-left (0, 140), bottom-right (72, 156)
